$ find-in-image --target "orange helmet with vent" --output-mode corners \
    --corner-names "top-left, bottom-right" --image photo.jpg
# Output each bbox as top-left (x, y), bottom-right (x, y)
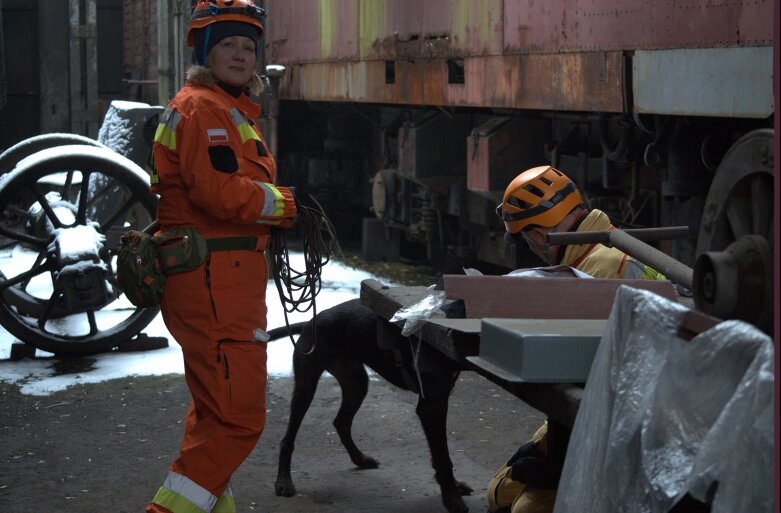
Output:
top-left (187, 0), bottom-right (265, 46)
top-left (497, 165), bottom-right (584, 234)
top-left (187, 1), bottom-right (265, 64)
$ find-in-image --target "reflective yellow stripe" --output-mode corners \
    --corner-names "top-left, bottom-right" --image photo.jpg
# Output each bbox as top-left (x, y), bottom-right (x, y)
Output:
top-left (154, 124), bottom-right (177, 150)
top-left (152, 487), bottom-right (205, 513)
top-left (154, 108), bottom-right (181, 150)
top-left (254, 181), bottom-right (285, 219)
top-left (237, 123), bottom-right (260, 143)
top-left (152, 471), bottom-right (217, 513)
top-left (230, 107), bottom-right (261, 143)
top-left (212, 495), bottom-right (236, 513)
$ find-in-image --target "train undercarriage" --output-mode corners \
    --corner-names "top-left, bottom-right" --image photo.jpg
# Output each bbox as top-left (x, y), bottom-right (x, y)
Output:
top-left (275, 101), bottom-right (773, 276)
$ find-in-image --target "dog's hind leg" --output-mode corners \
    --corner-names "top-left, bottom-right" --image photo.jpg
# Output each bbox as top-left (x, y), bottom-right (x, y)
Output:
top-left (416, 371), bottom-right (472, 513)
top-left (274, 360), bottom-right (324, 497)
top-left (329, 359), bottom-right (380, 469)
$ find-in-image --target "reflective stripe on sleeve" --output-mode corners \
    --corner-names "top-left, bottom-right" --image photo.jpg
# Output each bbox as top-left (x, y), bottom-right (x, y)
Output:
top-left (151, 471), bottom-right (218, 513)
top-left (230, 107), bottom-right (261, 143)
top-left (154, 108), bottom-right (181, 150)
top-left (254, 181), bottom-right (285, 220)
top-left (624, 259), bottom-right (666, 281)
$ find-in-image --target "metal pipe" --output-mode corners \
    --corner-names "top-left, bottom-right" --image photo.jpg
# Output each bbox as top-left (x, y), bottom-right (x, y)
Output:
top-left (546, 226), bottom-right (690, 245)
top-left (546, 227), bottom-right (694, 289)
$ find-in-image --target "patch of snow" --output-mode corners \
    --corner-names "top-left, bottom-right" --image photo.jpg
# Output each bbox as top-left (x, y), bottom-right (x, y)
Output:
top-left (1, 145), bottom-right (150, 192)
top-left (53, 224), bottom-right (105, 261)
top-left (0, 250), bottom-right (395, 396)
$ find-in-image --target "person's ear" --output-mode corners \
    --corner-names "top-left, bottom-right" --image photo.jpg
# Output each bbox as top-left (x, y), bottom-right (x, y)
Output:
top-left (529, 226), bottom-right (547, 241)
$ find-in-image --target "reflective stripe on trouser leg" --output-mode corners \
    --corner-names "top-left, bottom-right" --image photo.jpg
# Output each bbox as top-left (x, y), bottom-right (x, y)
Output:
top-left (169, 338), bottom-right (267, 490)
top-left (213, 483), bottom-right (236, 513)
top-left (154, 249), bottom-right (268, 512)
top-left (149, 476), bottom-right (235, 513)
top-left (157, 303), bottom-right (268, 509)
top-left (151, 471), bottom-right (218, 513)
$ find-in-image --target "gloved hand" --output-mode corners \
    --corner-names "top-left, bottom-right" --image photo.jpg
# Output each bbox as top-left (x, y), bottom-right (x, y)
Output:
top-left (271, 185), bottom-right (298, 229)
top-left (509, 455), bottom-right (562, 489)
top-left (506, 440), bottom-right (540, 466)
top-left (288, 186), bottom-right (299, 207)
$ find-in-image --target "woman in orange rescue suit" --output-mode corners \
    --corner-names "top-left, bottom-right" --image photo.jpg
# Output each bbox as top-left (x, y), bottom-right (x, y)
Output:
top-left (145, 2), bottom-right (296, 513)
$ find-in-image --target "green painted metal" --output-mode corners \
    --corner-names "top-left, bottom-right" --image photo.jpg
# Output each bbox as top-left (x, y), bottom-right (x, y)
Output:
top-left (451, 0), bottom-right (495, 50)
top-left (317, 0), bottom-right (334, 58)
top-left (358, 0), bottom-right (385, 58)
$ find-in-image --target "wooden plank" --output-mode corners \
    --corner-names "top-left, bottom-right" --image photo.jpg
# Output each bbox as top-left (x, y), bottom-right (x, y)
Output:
top-left (360, 278), bottom-right (585, 426)
top-left (360, 278), bottom-right (432, 320)
top-left (442, 275), bottom-right (678, 319)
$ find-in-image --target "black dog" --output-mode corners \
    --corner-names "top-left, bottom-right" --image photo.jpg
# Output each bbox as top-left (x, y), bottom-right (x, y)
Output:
top-left (268, 298), bottom-right (473, 513)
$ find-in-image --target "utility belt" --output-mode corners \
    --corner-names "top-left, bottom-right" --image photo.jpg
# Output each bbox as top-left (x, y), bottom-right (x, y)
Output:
top-left (157, 228), bottom-right (265, 276)
top-left (117, 227), bottom-right (264, 308)
top-left (206, 235), bottom-right (262, 253)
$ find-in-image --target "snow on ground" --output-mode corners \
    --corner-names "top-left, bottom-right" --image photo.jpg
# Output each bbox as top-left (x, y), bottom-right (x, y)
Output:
top-left (0, 251), bottom-right (394, 396)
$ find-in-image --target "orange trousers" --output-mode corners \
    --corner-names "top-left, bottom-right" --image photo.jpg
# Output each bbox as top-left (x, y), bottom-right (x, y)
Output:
top-left (146, 304), bottom-right (268, 513)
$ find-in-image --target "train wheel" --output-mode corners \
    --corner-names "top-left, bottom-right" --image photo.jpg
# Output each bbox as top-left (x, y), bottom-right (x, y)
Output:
top-left (0, 144), bottom-right (159, 355)
top-left (693, 129), bottom-right (774, 334)
top-left (0, 133), bottom-right (107, 176)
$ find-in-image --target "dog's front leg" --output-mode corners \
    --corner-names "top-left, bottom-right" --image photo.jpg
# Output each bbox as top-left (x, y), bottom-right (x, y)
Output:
top-left (415, 371), bottom-right (472, 513)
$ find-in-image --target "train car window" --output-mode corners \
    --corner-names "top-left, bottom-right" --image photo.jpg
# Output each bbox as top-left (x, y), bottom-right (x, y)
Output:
top-left (385, 61), bottom-right (395, 85)
top-left (447, 58), bottom-right (464, 84)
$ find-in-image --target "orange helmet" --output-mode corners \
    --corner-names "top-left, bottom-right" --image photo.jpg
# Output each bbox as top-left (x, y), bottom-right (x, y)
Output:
top-left (187, 0), bottom-right (265, 58)
top-left (497, 165), bottom-right (584, 233)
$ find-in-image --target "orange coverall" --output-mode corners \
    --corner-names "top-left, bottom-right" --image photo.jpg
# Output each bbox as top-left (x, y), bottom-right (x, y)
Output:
top-left (146, 79), bottom-right (296, 513)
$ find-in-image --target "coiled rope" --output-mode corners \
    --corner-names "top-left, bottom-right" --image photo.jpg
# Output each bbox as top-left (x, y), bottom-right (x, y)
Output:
top-left (268, 196), bottom-right (339, 355)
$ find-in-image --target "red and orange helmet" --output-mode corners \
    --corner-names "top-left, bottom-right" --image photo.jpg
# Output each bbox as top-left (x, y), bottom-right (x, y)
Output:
top-left (497, 165), bottom-right (584, 233)
top-left (186, 0), bottom-right (265, 48)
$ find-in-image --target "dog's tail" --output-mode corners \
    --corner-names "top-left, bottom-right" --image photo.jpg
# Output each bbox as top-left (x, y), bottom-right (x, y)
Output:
top-left (266, 321), bottom-right (307, 341)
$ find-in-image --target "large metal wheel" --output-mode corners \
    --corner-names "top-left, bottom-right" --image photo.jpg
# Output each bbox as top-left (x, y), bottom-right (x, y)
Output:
top-left (694, 129), bottom-right (774, 335)
top-left (0, 133), bottom-right (108, 175)
top-left (0, 144), bottom-right (159, 354)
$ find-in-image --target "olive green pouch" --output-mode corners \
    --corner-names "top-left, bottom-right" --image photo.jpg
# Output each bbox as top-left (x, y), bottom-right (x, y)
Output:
top-left (154, 228), bottom-right (208, 275)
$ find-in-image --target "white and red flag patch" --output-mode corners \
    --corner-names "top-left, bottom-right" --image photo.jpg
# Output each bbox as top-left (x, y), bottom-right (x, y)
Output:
top-left (207, 128), bottom-right (229, 143)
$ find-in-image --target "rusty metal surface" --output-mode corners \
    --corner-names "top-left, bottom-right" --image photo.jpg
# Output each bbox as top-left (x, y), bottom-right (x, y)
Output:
top-left (442, 275), bottom-right (678, 319)
top-left (467, 117), bottom-right (551, 192)
top-left (277, 52), bottom-right (625, 111)
top-left (267, 0), bottom-right (361, 63)
top-left (503, 0), bottom-right (772, 52)
top-left (268, 1), bottom-right (772, 62)
top-left (266, 0), bottom-right (771, 109)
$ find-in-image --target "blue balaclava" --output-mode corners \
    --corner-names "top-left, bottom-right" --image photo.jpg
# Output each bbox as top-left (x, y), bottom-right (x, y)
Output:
top-left (192, 20), bottom-right (262, 65)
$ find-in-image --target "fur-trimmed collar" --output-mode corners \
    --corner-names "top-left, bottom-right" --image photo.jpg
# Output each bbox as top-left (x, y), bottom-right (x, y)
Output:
top-left (186, 65), bottom-right (264, 96)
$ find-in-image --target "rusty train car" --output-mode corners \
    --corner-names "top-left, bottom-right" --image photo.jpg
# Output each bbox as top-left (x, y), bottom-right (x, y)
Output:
top-left (263, 0), bottom-right (774, 272)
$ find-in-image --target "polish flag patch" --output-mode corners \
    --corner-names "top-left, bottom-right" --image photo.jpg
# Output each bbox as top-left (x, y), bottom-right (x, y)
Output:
top-left (207, 128), bottom-right (229, 143)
